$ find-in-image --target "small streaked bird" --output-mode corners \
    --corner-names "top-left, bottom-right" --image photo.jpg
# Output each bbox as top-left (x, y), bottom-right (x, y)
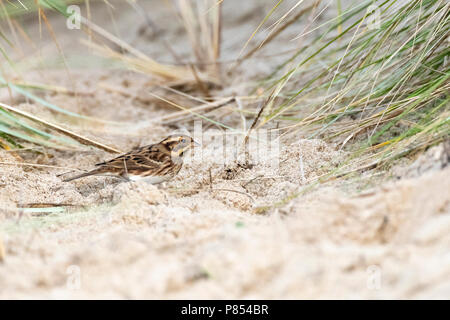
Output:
top-left (63, 135), bottom-right (198, 183)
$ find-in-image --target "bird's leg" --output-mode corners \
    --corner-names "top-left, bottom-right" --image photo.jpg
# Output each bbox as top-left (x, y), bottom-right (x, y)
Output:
top-left (161, 187), bottom-right (169, 204)
top-left (122, 158), bottom-right (131, 182)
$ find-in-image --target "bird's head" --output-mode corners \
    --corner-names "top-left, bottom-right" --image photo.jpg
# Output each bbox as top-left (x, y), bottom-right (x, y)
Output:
top-left (160, 134), bottom-right (199, 158)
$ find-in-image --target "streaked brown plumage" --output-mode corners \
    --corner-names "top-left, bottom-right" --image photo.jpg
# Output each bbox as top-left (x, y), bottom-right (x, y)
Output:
top-left (63, 135), bottom-right (198, 183)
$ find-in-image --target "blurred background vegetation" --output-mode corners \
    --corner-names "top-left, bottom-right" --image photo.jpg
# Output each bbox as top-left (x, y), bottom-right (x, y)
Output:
top-left (0, 0), bottom-right (448, 179)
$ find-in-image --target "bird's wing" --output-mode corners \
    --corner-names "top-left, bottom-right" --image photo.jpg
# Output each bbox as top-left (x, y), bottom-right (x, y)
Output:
top-left (95, 144), bottom-right (172, 175)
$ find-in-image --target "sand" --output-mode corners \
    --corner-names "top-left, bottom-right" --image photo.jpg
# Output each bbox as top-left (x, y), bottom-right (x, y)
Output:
top-left (0, 0), bottom-right (449, 299)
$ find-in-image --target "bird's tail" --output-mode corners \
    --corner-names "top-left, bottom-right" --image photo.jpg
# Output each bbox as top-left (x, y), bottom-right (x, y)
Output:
top-left (62, 170), bottom-right (97, 182)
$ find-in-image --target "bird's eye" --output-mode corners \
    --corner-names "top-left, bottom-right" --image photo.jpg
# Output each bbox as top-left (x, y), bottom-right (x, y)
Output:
top-left (181, 138), bottom-right (186, 143)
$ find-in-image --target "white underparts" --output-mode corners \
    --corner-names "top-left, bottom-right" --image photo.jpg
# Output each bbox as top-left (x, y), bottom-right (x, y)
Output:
top-left (128, 175), bottom-right (169, 184)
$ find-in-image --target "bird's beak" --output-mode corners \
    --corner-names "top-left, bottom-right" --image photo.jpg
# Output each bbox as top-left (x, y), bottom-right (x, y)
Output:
top-left (192, 140), bottom-right (201, 147)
